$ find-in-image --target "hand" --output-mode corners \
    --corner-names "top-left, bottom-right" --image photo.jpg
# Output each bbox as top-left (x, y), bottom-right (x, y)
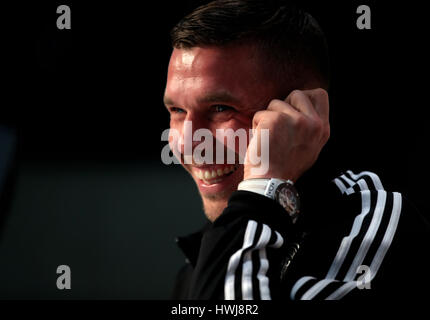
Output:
top-left (244, 88), bottom-right (330, 182)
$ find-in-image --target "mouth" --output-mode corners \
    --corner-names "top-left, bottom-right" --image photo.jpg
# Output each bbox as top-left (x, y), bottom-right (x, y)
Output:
top-left (192, 164), bottom-right (240, 185)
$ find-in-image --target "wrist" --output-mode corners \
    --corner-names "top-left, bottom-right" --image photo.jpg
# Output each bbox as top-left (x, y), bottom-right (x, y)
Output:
top-left (243, 169), bottom-right (298, 184)
top-left (238, 178), bottom-right (300, 223)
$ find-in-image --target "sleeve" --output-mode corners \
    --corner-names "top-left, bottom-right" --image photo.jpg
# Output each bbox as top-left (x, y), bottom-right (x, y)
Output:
top-left (186, 170), bottom-right (430, 301)
top-left (186, 190), bottom-right (297, 300)
top-left (288, 170), bottom-right (430, 301)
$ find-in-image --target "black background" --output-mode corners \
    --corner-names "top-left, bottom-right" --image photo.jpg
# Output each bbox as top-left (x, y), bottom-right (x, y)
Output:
top-left (0, 0), bottom-right (428, 300)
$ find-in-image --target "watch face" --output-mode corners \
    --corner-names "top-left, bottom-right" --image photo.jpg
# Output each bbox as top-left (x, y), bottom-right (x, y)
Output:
top-left (276, 183), bottom-right (300, 216)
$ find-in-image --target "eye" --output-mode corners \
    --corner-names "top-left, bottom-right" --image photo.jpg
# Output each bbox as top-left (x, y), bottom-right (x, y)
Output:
top-left (170, 107), bottom-right (186, 114)
top-left (213, 105), bottom-right (235, 112)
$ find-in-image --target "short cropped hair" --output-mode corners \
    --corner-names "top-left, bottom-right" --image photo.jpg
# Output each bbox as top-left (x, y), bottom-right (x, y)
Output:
top-left (171, 0), bottom-right (330, 91)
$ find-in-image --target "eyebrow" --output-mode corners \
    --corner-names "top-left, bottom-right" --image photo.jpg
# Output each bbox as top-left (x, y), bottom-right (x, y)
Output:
top-left (197, 90), bottom-right (240, 104)
top-left (163, 96), bottom-right (174, 106)
top-left (163, 90), bottom-right (240, 108)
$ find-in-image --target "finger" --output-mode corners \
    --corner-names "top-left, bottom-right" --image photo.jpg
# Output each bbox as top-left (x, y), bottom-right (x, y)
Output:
top-left (285, 90), bottom-right (319, 118)
top-left (266, 98), bottom-right (301, 117)
top-left (252, 109), bottom-right (280, 129)
top-left (301, 88), bottom-right (329, 122)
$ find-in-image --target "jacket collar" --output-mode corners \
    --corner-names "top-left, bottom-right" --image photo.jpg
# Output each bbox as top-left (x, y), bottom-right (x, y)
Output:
top-left (175, 222), bottom-right (212, 267)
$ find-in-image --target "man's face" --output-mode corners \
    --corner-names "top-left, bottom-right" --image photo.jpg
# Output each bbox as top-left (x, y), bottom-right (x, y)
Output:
top-left (164, 44), bottom-right (280, 221)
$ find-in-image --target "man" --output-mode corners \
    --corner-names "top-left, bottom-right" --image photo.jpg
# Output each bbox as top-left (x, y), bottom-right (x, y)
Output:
top-left (163, 0), bottom-right (430, 300)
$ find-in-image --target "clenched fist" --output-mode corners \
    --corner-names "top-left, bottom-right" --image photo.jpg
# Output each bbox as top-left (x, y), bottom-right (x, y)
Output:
top-left (244, 88), bottom-right (330, 182)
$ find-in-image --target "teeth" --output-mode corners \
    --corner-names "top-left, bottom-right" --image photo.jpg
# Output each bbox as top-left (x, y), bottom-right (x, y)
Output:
top-left (196, 166), bottom-right (238, 181)
top-left (202, 178), bottom-right (222, 185)
top-left (204, 170), bottom-right (211, 180)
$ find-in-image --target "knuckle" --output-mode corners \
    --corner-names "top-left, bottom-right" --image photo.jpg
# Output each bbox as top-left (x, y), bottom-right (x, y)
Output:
top-left (308, 121), bottom-right (322, 138)
top-left (293, 114), bottom-right (307, 129)
top-left (313, 118), bottom-right (324, 131)
top-left (252, 111), bottom-right (263, 126)
top-left (315, 88), bottom-right (329, 103)
top-left (253, 110), bottom-right (264, 119)
top-left (254, 110), bottom-right (268, 121)
top-left (290, 89), bottom-right (303, 97)
top-left (287, 89), bottom-right (303, 102)
top-left (268, 98), bottom-right (285, 109)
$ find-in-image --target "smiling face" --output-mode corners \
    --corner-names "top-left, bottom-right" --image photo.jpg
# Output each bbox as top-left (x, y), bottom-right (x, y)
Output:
top-left (164, 44), bottom-right (281, 221)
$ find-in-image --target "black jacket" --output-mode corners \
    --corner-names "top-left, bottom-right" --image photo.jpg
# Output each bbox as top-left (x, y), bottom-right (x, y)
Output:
top-left (172, 169), bottom-right (430, 300)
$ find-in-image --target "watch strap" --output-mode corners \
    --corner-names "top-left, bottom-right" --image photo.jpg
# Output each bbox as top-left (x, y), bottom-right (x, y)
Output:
top-left (264, 178), bottom-right (288, 199)
top-left (238, 178), bottom-right (288, 199)
top-left (238, 178), bottom-right (299, 223)
top-left (237, 178), bottom-right (270, 196)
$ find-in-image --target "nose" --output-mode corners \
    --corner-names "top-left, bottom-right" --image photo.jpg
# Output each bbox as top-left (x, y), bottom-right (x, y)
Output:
top-left (177, 113), bottom-right (211, 159)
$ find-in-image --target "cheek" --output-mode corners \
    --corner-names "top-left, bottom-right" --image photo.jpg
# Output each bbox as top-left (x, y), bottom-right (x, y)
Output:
top-left (215, 119), bottom-right (253, 154)
top-left (216, 114), bottom-right (253, 132)
top-left (168, 120), bottom-right (183, 153)
top-left (169, 121), bottom-right (179, 136)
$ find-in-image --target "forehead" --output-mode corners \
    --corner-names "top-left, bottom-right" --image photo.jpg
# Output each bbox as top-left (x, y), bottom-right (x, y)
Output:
top-left (165, 45), bottom-right (272, 105)
top-left (169, 44), bottom-right (261, 75)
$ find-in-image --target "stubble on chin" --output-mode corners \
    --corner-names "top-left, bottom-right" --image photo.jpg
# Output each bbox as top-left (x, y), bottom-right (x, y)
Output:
top-left (201, 191), bottom-right (231, 222)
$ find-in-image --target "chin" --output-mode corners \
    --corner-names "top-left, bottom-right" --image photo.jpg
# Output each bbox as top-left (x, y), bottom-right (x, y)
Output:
top-left (202, 197), bottom-right (229, 222)
top-left (184, 163), bottom-right (244, 221)
top-left (200, 182), bottom-right (237, 221)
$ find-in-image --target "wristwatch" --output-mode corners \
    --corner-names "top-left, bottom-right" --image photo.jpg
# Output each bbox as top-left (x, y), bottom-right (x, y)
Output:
top-left (238, 178), bottom-right (300, 223)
